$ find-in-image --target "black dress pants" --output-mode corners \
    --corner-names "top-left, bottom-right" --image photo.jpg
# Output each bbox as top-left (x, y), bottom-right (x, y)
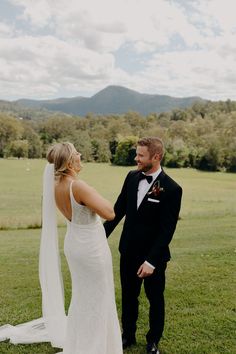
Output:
top-left (120, 254), bottom-right (167, 345)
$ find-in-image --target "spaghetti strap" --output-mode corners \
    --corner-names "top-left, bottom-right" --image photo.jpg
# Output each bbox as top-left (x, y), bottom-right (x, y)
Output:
top-left (69, 180), bottom-right (74, 202)
top-left (69, 180), bottom-right (82, 206)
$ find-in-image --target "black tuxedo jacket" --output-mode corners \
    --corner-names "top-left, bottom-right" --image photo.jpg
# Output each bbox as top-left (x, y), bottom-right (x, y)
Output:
top-left (104, 169), bottom-right (182, 267)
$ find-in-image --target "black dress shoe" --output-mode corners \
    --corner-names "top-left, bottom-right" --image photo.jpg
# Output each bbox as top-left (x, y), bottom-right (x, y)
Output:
top-left (122, 336), bottom-right (136, 349)
top-left (146, 342), bottom-right (160, 354)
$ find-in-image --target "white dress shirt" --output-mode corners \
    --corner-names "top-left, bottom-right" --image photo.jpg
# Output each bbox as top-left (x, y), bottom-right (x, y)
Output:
top-left (137, 166), bottom-right (162, 270)
top-left (137, 166), bottom-right (162, 208)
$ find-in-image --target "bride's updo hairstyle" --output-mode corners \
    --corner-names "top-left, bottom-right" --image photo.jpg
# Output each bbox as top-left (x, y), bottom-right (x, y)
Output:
top-left (46, 142), bottom-right (77, 178)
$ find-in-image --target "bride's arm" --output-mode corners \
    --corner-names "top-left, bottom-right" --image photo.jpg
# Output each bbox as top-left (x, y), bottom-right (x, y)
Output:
top-left (72, 180), bottom-right (115, 220)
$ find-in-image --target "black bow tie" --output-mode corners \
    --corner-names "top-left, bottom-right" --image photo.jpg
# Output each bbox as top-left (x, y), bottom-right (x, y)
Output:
top-left (139, 173), bottom-right (153, 184)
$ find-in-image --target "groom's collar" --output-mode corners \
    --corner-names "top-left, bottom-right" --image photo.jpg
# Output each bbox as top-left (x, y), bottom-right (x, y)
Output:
top-left (143, 166), bottom-right (162, 181)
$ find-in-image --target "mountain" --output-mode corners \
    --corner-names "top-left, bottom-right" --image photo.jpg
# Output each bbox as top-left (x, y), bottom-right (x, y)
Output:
top-left (15, 86), bottom-right (204, 116)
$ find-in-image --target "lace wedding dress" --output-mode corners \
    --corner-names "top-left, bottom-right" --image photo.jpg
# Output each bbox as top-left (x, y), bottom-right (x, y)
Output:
top-left (0, 164), bottom-right (123, 354)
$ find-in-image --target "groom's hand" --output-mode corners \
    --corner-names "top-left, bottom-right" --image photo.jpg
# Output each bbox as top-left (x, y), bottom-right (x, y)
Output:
top-left (137, 263), bottom-right (154, 278)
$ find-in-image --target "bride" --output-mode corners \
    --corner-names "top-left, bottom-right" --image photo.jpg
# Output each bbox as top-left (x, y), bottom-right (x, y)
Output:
top-left (0, 142), bottom-right (123, 354)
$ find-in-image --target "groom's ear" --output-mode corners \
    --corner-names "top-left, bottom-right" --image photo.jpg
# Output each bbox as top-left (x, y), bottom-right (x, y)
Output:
top-left (152, 153), bottom-right (160, 161)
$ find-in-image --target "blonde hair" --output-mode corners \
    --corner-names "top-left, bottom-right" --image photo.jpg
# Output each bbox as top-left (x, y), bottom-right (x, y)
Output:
top-left (46, 142), bottom-right (77, 178)
top-left (137, 137), bottom-right (164, 160)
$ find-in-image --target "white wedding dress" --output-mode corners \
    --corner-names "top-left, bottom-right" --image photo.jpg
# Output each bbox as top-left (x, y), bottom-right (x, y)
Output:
top-left (0, 164), bottom-right (123, 354)
top-left (62, 181), bottom-right (122, 354)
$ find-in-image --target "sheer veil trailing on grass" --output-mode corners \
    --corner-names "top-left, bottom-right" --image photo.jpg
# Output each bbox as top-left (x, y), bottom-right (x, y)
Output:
top-left (0, 163), bottom-right (67, 348)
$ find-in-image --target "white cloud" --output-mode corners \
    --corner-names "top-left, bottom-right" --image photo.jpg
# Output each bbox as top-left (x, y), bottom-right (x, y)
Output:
top-left (135, 49), bottom-right (236, 100)
top-left (9, 0), bottom-right (202, 51)
top-left (9, 0), bottom-right (53, 27)
top-left (196, 0), bottom-right (236, 34)
top-left (1, 0), bottom-right (236, 100)
top-left (0, 35), bottom-right (114, 99)
top-left (0, 22), bottom-right (14, 37)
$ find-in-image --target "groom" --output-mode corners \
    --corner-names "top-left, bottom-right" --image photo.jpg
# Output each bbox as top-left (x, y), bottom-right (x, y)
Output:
top-left (104, 137), bottom-right (182, 354)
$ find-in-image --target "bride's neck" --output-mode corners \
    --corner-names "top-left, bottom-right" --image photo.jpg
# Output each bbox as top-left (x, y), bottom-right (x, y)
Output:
top-left (56, 170), bottom-right (78, 183)
top-left (67, 170), bottom-right (77, 178)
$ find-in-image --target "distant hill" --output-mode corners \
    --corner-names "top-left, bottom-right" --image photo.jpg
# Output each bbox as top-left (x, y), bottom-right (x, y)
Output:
top-left (15, 85), bottom-right (204, 116)
top-left (0, 99), bottom-right (47, 119)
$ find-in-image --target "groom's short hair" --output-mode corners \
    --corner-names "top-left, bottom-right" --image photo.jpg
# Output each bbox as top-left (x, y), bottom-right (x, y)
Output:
top-left (137, 137), bottom-right (164, 160)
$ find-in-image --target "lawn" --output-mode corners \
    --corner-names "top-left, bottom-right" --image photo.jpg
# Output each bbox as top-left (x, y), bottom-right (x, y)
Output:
top-left (0, 159), bottom-right (235, 353)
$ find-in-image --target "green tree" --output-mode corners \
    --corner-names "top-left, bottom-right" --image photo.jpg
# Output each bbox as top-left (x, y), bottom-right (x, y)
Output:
top-left (107, 118), bottom-right (132, 140)
top-left (222, 138), bottom-right (236, 172)
top-left (109, 139), bottom-right (118, 163)
top-left (22, 121), bottom-right (42, 158)
top-left (164, 139), bottom-right (190, 168)
top-left (0, 115), bottom-right (23, 157)
top-left (113, 136), bottom-right (138, 166)
top-left (195, 143), bottom-right (224, 171)
top-left (67, 131), bottom-right (93, 162)
top-left (91, 139), bottom-right (111, 162)
top-left (38, 116), bottom-right (77, 145)
top-left (170, 109), bottom-right (188, 121)
top-left (5, 139), bottom-right (29, 158)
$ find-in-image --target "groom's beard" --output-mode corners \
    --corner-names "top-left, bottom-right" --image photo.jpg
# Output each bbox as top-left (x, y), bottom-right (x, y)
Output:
top-left (137, 162), bottom-right (153, 172)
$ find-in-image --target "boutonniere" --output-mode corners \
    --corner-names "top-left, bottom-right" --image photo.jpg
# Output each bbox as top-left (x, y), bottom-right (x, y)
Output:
top-left (148, 180), bottom-right (164, 197)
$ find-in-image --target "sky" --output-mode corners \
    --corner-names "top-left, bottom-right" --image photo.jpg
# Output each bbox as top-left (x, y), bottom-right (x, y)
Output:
top-left (0, 0), bottom-right (236, 101)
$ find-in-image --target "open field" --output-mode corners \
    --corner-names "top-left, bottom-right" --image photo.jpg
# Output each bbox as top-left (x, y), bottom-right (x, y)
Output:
top-left (0, 159), bottom-right (235, 353)
top-left (0, 159), bottom-right (235, 229)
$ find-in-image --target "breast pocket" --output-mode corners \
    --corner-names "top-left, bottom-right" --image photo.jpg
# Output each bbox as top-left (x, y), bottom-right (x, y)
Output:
top-left (144, 196), bottom-right (162, 218)
top-left (147, 197), bottom-right (160, 203)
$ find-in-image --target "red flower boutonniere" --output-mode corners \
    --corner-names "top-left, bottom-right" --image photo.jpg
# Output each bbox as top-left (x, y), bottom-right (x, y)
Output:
top-left (148, 180), bottom-right (164, 197)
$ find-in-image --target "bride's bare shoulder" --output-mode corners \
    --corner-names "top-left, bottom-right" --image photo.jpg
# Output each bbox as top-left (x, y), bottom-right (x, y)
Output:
top-left (72, 179), bottom-right (95, 196)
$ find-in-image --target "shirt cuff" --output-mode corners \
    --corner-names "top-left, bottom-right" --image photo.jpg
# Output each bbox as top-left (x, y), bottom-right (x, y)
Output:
top-left (144, 261), bottom-right (155, 269)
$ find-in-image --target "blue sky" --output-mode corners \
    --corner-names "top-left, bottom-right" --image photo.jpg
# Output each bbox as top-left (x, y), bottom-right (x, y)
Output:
top-left (0, 0), bottom-right (236, 101)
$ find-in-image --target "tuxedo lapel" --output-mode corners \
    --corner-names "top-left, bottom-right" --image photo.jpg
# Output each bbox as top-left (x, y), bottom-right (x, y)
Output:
top-left (130, 172), bottom-right (141, 211)
top-left (150, 169), bottom-right (165, 190)
top-left (137, 170), bottom-right (166, 210)
top-left (152, 169), bottom-right (165, 187)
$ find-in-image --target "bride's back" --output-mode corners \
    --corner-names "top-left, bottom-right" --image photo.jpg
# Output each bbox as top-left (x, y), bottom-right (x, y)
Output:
top-left (55, 178), bottom-right (73, 221)
top-left (48, 142), bottom-right (114, 221)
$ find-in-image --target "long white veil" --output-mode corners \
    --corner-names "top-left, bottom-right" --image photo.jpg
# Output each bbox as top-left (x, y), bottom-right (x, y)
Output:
top-left (39, 163), bottom-right (67, 347)
top-left (0, 163), bottom-right (67, 348)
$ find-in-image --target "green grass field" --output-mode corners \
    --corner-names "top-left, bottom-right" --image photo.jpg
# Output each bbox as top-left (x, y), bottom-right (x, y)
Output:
top-left (0, 159), bottom-right (235, 353)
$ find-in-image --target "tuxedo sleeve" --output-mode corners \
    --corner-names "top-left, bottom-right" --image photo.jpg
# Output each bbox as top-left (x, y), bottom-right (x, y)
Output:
top-left (146, 185), bottom-right (182, 267)
top-left (103, 172), bottom-right (130, 238)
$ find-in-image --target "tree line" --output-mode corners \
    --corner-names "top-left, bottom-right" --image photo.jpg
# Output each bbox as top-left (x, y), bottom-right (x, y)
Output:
top-left (0, 99), bottom-right (235, 172)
